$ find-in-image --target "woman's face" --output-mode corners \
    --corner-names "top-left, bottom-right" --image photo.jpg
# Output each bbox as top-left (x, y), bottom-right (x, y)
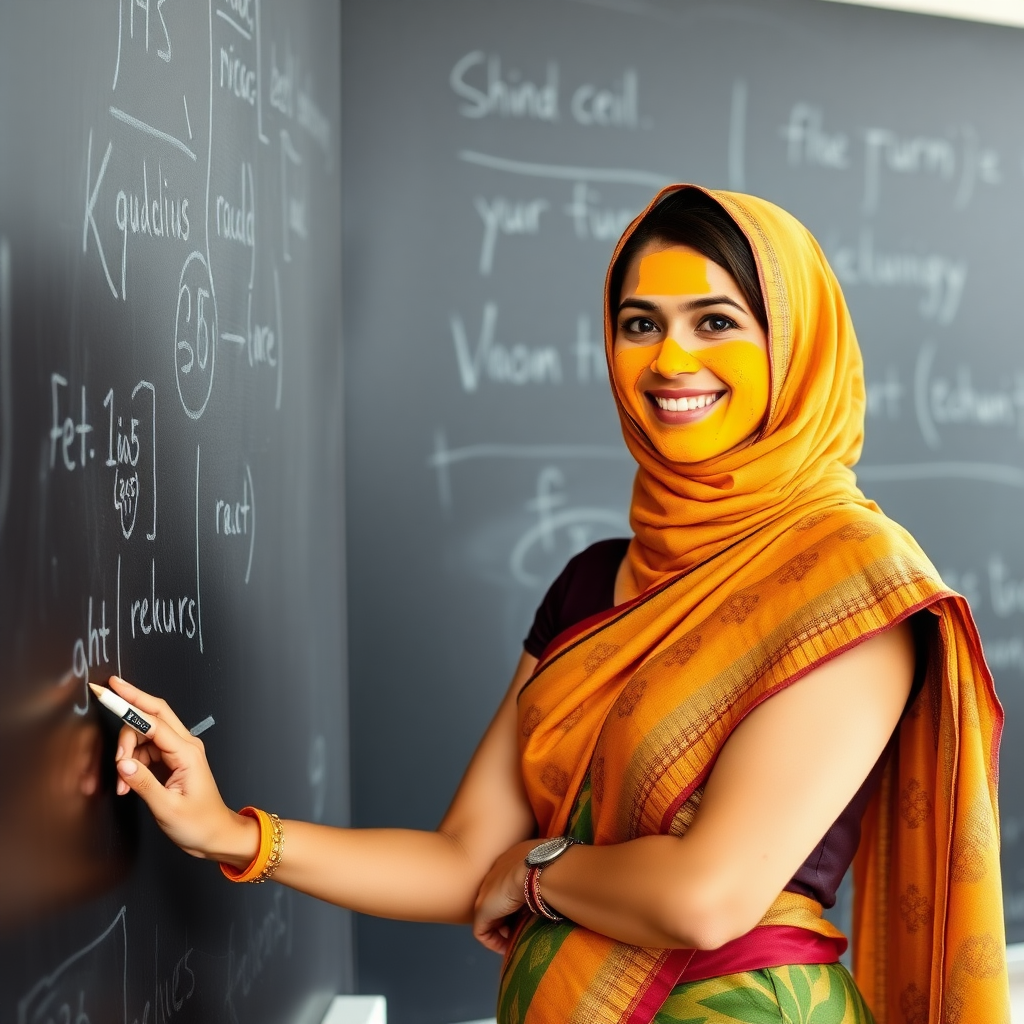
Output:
top-left (614, 242), bottom-right (770, 464)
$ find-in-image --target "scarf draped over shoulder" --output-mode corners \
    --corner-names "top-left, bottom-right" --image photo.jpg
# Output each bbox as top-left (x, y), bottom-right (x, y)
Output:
top-left (500, 186), bottom-right (1008, 1024)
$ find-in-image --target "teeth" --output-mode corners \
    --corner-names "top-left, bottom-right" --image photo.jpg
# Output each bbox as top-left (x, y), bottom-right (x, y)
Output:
top-left (655, 393), bottom-right (719, 412)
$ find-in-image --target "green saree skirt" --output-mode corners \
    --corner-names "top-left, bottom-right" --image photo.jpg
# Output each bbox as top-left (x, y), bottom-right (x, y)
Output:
top-left (653, 963), bottom-right (874, 1024)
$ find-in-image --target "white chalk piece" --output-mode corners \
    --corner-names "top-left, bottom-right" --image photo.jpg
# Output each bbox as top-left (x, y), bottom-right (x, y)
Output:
top-left (189, 715), bottom-right (216, 736)
top-left (320, 995), bottom-right (386, 1024)
top-left (89, 683), bottom-right (155, 735)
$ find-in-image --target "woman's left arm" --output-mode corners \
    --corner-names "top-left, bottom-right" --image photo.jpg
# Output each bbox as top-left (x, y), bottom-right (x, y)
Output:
top-left (473, 619), bottom-right (915, 953)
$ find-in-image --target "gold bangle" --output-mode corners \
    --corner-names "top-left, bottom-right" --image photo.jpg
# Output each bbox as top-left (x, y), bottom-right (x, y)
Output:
top-left (220, 807), bottom-right (285, 883)
top-left (254, 812), bottom-right (285, 883)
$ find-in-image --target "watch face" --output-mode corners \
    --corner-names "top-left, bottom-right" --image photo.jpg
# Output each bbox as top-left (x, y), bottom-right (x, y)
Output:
top-left (527, 837), bottom-right (573, 866)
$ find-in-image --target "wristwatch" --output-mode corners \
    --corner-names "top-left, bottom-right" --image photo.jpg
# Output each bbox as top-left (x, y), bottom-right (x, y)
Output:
top-left (524, 837), bottom-right (579, 921)
top-left (526, 835), bottom-right (579, 867)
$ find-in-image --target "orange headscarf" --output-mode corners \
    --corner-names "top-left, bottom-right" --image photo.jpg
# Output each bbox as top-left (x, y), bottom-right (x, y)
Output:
top-left (500, 186), bottom-right (1008, 1024)
top-left (613, 187), bottom-right (871, 599)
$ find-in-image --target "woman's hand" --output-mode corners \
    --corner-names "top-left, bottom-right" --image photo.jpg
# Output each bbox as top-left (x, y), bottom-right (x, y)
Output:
top-left (472, 839), bottom-right (537, 954)
top-left (110, 676), bottom-right (259, 867)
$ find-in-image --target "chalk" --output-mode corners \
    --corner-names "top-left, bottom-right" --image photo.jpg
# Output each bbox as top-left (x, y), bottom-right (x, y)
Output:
top-left (88, 682), bottom-right (155, 736)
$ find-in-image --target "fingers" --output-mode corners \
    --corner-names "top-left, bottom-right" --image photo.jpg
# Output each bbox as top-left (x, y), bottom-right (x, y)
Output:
top-left (116, 756), bottom-right (175, 819)
top-left (108, 676), bottom-right (191, 740)
top-left (472, 919), bottom-right (511, 955)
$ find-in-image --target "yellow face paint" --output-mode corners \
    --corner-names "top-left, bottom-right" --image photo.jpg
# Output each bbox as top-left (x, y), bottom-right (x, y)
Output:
top-left (651, 337), bottom-right (702, 377)
top-left (614, 340), bottom-right (770, 463)
top-left (635, 249), bottom-right (712, 296)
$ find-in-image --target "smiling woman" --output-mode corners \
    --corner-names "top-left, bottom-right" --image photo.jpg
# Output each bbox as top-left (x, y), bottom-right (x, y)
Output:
top-left (108, 185), bottom-right (1007, 1024)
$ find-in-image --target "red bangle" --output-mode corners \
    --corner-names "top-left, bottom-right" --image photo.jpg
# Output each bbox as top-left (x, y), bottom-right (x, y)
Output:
top-left (527, 865), bottom-right (563, 922)
top-left (524, 867), bottom-right (542, 915)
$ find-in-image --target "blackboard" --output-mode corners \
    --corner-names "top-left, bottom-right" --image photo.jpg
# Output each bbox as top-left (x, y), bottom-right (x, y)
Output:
top-left (0, 2), bottom-right (345, 1022)
top-left (343, 1), bottom-right (1024, 1021)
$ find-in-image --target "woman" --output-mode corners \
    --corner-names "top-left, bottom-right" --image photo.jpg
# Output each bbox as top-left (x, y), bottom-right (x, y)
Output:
top-left (111, 186), bottom-right (1008, 1023)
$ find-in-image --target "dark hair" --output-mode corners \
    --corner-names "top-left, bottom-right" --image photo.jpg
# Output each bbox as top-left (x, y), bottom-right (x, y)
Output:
top-left (610, 190), bottom-right (767, 331)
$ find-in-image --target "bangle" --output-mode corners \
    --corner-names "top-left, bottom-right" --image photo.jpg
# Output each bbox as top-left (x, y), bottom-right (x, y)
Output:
top-left (526, 865), bottom-right (563, 922)
top-left (524, 867), bottom-right (542, 916)
top-left (220, 807), bottom-right (285, 883)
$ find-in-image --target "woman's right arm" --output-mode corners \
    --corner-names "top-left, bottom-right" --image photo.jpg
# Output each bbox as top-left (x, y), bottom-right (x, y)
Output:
top-left (110, 653), bottom-right (538, 925)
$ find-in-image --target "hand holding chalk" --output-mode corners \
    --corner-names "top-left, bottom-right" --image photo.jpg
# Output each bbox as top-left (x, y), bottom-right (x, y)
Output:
top-left (105, 677), bottom-right (260, 867)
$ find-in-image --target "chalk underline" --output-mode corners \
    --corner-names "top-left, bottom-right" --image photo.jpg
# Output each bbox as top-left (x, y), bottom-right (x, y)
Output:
top-left (429, 445), bottom-right (1024, 488)
top-left (109, 106), bottom-right (197, 162)
top-left (458, 149), bottom-right (672, 188)
top-left (858, 462), bottom-right (1024, 487)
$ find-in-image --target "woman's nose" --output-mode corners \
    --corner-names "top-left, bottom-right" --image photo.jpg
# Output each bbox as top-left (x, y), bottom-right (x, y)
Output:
top-left (651, 338), bottom-right (703, 377)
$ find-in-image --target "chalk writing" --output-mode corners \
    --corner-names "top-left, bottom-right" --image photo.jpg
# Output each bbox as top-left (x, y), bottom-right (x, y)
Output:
top-left (510, 466), bottom-right (628, 586)
top-left (103, 382), bottom-right (157, 541)
top-left (563, 183), bottom-right (637, 241)
top-left (451, 303), bottom-right (562, 391)
top-left (82, 132), bottom-right (119, 299)
top-left (18, 905), bottom-right (127, 1024)
top-left (129, 559), bottom-right (199, 643)
top-left (863, 124), bottom-right (1000, 213)
top-left (219, 42), bottom-right (256, 105)
top-left (570, 70), bottom-right (642, 128)
top-left (214, 463), bottom-right (256, 583)
top-left (989, 556), bottom-right (1024, 617)
top-left (474, 196), bottom-right (548, 275)
top-left (428, 430), bottom-right (627, 512)
top-left (574, 315), bottom-right (606, 383)
top-left (224, 889), bottom-right (293, 1024)
top-left (280, 130), bottom-right (307, 261)
top-left (216, 162), bottom-right (255, 248)
top-left (70, 596), bottom-right (112, 715)
top-left (130, 926), bottom-right (195, 1024)
top-left (914, 343), bottom-right (1024, 449)
top-left (865, 368), bottom-right (904, 420)
top-left (728, 79), bottom-right (747, 191)
top-left (829, 231), bottom-right (966, 324)
top-left (49, 375), bottom-right (94, 473)
top-left (450, 51), bottom-right (559, 122)
top-left (116, 160), bottom-right (192, 299)
top-left (175, 251), bottom-right (217, 420)
top-left (781, 104), bottom-right (849, 169)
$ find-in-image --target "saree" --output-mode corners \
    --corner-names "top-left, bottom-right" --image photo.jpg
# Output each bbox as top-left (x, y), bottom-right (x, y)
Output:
top-left (499, 187), bottom-right (1008, 1024)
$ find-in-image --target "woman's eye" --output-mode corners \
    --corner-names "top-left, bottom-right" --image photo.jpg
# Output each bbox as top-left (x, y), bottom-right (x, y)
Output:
top-left (700, 314), bottom-right (738, 333)
top-left (624, 316), bottom-right (659, 335)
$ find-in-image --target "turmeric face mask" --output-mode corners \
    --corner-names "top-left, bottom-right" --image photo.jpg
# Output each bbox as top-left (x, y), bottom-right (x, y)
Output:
top-left (614, 248), bottom-right (770, 464)
top-left (614, 341), bottom-right (769, 463)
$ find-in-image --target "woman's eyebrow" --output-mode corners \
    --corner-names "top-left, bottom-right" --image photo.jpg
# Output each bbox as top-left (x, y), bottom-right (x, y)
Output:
top-left (617, 295), bottom-right (747, 314)
top-left (685, 295), bottom-right (746, 314)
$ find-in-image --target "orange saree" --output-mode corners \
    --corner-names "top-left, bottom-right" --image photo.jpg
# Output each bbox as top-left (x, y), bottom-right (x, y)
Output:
top-left (500, 187), bottom-right (1008, 1024)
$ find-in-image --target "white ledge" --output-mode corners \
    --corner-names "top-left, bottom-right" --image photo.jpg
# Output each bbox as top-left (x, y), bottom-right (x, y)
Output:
top-left (321, 996), bottom-right (386, 1024)
top-left (817, 0), bottom-right (1024, 28)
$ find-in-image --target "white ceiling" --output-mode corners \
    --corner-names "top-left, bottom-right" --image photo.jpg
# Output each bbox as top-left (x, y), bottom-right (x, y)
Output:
top-left (818, 0), bottom-right (1024, 28)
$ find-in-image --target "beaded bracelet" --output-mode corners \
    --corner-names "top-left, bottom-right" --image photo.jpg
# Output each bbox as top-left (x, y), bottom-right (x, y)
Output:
top-left (220, 806), bottom-right (285, 884)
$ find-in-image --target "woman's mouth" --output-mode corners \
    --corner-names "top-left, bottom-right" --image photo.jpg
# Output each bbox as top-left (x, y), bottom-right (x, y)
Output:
top-left (647, 389), bottom-right (726, 423)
